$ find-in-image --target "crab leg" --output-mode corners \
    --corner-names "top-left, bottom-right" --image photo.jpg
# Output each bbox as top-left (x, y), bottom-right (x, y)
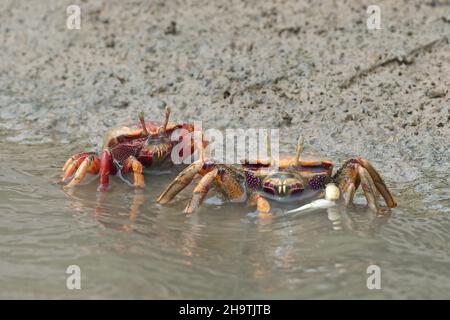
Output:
top-left (255, 194), bottom-right (272, 219)
top-left (357, 166), bottom-right (381, 212)
top-left (356, 157), bottom-right (396, 208)
top-left (333, 158), bottom-right (396, 212)
top-left (183, 168), bottom-right (218, 214)
top-left (158, 160), bottom-right (245, 213)
top-left (256, 195), bottom-right (272, 219)
top-left (334, 159), bottom-right (359, 206)
top-left (61, 152), bottom-right (96, 183)
top-left (248, 193), bottom-right (271, 216)
top-left (257, 196), bottom-right (271, 214)
top-left (156, 161), bottom-right (204, 204)
top-left (99, 149), bottom-right (113, 191)
top-left (64, 155), bottom-right (100, 188)
top-left (122, 156), bottom-right (145, 188)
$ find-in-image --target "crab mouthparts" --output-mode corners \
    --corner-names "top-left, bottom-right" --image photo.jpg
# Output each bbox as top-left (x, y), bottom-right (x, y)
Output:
top-left (262, 176), bottom-right (304, 198)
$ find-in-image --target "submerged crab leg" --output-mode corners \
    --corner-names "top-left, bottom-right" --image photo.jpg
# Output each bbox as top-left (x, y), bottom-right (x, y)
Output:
top-left (64, 155), bottom-right (100, 188)
top-left (254, 194), bottom-right (272, 219)
top-left (122, 156), bottom-right (144, 188)
top-left (248, 193), bottom-right (271, 215)
top-left (183, 168), bottom-right (218, 214)
top-left (157, 161), bottom-right (204, 204)
top-left (257, 196), bottom-right (271, 215)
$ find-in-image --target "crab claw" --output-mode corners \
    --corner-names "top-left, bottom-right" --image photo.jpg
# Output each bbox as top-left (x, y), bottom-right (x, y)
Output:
top-left (286, 199), bottom-right (336, 214)
top-left (286, 184), bottom-right (340, 214)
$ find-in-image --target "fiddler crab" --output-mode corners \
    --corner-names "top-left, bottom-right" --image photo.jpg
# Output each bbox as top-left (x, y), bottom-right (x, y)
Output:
top-left (157, 135), bottom-right (397, 216)
top-left (61, 107), bottom-right (200, 191)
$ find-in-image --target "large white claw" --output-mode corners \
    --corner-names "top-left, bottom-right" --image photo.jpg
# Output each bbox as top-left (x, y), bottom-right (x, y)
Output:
top-left (286, 199), bottom-right (336, 214)
top-left (286, 183), bottom-right (340, 215)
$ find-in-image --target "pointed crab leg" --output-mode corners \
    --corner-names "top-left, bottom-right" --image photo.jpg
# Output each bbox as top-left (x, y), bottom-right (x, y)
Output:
top-left (61, 152), bottom-right (96, 183)
top-left (357, 165), bottom-right (381, 212)
top-left (156, 161), bottom-right (204, 204)
top-left (62, 157), bottom-right (75, 173)
top-left (334, 159), bottom-right (359, 206)
top-left (99, 149), bottom-right (113, 191)
top-left (64, 155), bottom-right (100, 188)
top-left (356, 157), bottom-right (397, 208)
top-left (122, 156), bottom-right (145, 188)
top-left (183, 168), bottom-right (218, 214)
top-left (333, 158), bottom-right (396, 212)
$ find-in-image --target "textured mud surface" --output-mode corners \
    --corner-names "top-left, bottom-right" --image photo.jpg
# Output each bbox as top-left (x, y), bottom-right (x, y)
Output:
top-left (1, 1), bottom-right (449, 154)
top-left (0, 0), bottom-right (449, 299)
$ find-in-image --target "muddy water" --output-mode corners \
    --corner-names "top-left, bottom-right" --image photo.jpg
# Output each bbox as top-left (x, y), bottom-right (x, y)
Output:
top-left (0, 136), bottom-right (449, 299)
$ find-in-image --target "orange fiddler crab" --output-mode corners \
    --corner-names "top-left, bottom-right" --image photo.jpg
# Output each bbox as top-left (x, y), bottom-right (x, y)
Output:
top-left (61, 107), bottom-right (199, 190)
top-left (157, 135), bottom-right (397, 216)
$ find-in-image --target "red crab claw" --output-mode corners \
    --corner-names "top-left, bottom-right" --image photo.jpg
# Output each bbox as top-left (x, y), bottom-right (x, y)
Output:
top-left (61, 152), bottom-right (97, 183)
top-left (63, 155), bottom-right (101, 189)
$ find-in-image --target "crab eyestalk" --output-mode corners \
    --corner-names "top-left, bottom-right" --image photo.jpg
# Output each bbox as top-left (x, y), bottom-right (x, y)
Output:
top-left (198, 131), bottom-right (206, 162)
top-left (138, 111), bottom-right (149, 136)
top-left (294, 136), bottom-right (304, 166)
top-left (158, 106), bottom-right (171, 135)
top-left (266, 131), bottom-right (272, 163)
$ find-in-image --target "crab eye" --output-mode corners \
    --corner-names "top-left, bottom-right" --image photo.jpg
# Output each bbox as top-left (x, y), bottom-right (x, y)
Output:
top-left (202, 160), bottom-right (215, 170)
top-left (263, 182), bottom-right (275, 195)
top-left (263, 187), bottom-right (275, 195)
top-left (288, 183), bottom-right (304, 195)
top-left (290, 188), bottom-right (303, 195)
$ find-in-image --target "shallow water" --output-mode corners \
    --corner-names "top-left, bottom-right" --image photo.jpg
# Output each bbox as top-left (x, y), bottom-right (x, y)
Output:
top-left (0, 139), bottom-right (449, 299)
